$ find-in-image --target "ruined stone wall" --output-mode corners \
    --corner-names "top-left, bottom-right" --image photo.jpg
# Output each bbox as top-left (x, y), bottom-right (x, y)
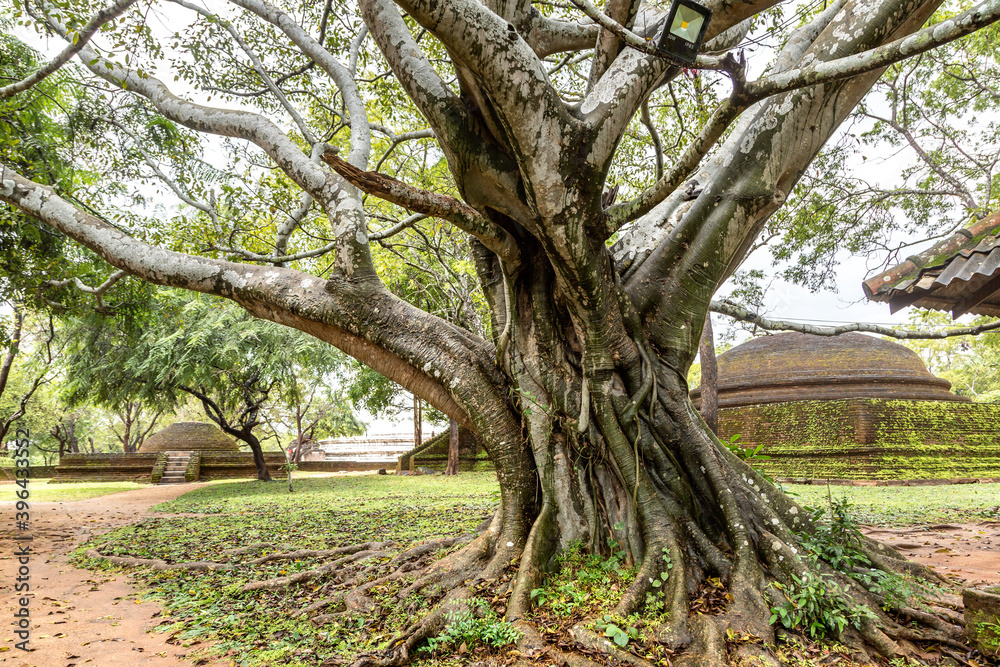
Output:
top-left (197, 453), bottom-right (287, 480)
top-left (396, 427), bottom-right (492, 472)
top-left (719, 399), bottom-right (1000, 480)
top-left (50, 454), bottom-right (160, 483)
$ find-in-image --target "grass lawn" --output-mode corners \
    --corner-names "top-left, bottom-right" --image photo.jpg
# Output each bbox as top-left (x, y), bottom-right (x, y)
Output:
top-left (783, 482), bottom-right (1000, 527)
top-left (22, 480), bottom-right (146, 501)
top-left (73, 473), bottom-right (1000, 667)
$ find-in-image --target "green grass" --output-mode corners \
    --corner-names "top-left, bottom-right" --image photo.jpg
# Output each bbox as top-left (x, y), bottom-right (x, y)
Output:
top-left (70, 473), bottom-right (1000, 667)
top-left (19, 480), bottom-right (146, 501)
top-left (74, 473), bottom-right (500, 667)
top-left (782, 482), bottom-right (1000, 526)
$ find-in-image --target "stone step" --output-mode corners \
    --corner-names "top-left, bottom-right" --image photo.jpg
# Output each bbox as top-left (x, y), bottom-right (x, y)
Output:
top-left (157, 451), bottom-right (197, 485)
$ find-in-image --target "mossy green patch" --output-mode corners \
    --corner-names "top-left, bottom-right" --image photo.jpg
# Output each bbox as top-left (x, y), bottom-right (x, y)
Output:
top-left (720, 399), bottom-right (1000, 480)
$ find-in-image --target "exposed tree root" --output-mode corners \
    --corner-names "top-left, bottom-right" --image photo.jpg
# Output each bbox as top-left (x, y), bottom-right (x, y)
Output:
top-left (84, 548), bottom-right (235, 571)
top-left (251, 541), bottom-right (396, 565)
top-left (221, 542), bottom-right (298, 556)
top-left (569, 624), bottom-right (658, 667)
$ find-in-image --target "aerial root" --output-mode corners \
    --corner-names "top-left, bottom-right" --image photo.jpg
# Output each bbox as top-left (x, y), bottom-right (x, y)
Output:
top-left (84, 548), bottom-right (234, 571)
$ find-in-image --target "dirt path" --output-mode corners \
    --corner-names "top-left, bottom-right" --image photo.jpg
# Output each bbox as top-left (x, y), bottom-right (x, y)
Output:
top-left (1, 482), bottom-right (997, 667)
top-left (864, 521), bottom-right (1000, 588)
top-left (1, 484), bottom-right (230, 667)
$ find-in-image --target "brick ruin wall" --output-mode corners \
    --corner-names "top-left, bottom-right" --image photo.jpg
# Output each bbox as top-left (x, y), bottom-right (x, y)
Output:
top-left (397, 427), bottom-right (493, 473)
top-left (719, 398), bottom-right (1000, 480)
top-left (50, 452), bottom-right (287, 482)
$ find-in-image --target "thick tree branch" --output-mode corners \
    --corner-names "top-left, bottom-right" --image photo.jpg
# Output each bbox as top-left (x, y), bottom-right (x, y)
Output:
top-left (711, 299), bottom-right (1000, 339)
top-left (320, 150), bottom-right (521, 266)
top-left (745, 0), bottom-right (1000, 100)
top-left (0, 166), bottom-right (526, 465)
top-left (359, 0), bottom-right (527, 224)
top-left (41, 6), bottom-right (375, 279)
top-left (392, 0), bottom-right (578, 167)
top-left (0, 0), bottom-right (138, 99)
top-left (607, 0), bottom-right (999, 235)
top-left (523, 13), bottom-right (598, 57)
top-left (625, 0), bottom-right (947, 368)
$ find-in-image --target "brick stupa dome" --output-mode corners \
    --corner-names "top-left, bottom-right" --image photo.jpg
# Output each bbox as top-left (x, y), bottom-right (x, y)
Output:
top-left (691, 332), bottom-right (968, 409)
top-left (139, 421), bottom-right (239, 453)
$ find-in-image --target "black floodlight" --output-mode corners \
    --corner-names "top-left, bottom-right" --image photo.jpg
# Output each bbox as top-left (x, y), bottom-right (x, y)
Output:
top-left (656, 0), bottom-right (711, 64)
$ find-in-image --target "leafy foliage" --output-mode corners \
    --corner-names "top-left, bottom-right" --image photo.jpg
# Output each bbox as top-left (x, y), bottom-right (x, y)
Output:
top-left (769, 571), bottom-right (877, 639)
top-left (64, 290), bottom-right (359, 442)
top-left (898, 311), bottom-right (1000, 403)
top-left (422, 598), bottom-right (521, 654)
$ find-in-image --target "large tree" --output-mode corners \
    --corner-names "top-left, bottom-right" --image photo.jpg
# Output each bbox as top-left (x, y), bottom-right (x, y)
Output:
top-left (2, 0), bottom-right (999, 663)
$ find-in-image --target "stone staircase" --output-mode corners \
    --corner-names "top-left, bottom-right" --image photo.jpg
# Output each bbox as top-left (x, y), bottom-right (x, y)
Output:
top-left (158, 451), bottom-right (191, 485)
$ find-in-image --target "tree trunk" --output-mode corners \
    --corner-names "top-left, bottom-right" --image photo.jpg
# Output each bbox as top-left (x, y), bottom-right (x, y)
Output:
top-left (0, 0), bottom-right (973, 660)
top-left (241, 430), bottom-right (273, 482)
top-left (445, 417), bottom-right (459, 476)
top-left (413, 395), bottom-right (422, 449)
top-left (699, 315), bottom-right (719, 435)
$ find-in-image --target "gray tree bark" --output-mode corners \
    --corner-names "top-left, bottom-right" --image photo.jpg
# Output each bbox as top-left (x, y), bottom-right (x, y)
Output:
top-left (699, 315), bottom-right (719, 435)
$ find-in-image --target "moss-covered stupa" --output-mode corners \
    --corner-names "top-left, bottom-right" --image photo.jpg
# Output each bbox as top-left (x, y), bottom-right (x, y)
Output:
top-left (691, 332), bottom-right (1000, 482)
top-left (139, 421), bottom-right (240, 453)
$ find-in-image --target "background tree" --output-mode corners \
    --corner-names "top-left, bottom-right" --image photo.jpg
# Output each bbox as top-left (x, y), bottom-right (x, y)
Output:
top-left (267, 367), bottom-right (365, 462)
top-left (3, 0), bottom-right (1000, 663)
top-left (65, 291), bottom-right (360, 480)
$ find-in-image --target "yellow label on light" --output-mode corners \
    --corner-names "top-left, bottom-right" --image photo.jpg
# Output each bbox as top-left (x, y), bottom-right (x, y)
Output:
top-left (681, 21), bottom-right (688, 28)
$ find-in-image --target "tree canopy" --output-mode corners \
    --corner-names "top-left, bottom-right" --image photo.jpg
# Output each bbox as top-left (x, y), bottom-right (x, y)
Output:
top-left (64, 290), bottom-right (359, 477)
top-left (2, 0), bottom-right (1000, 663)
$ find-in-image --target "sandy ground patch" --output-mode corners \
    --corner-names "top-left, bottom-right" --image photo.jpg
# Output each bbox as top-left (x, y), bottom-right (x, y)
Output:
top-left (864, 521), bottom-right (1000, 588)
top-left (1, 484), bottom-right (230, 667)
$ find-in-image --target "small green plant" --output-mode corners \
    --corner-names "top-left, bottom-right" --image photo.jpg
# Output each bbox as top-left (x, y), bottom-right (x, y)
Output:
top-left (973, 619), bottom-right (1000, 654)
top-left (769, 572), bottom-right (877, 639)
top-left (593, 614), bottom-right (641, 647)
top-left (724, 433), bottom-right (770, 464)
top-left (422, 598), bottom-right (520, 654)
top-left (643, 548), bottom-right (674, 616)
top-left (799, 496), bottom-right (871, 573)
top-left (529, 541), bottom-right (636, 619)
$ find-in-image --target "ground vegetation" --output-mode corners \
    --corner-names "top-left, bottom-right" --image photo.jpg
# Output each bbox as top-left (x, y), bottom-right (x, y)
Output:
top-left (3, 0), bottom-right (1000, 662)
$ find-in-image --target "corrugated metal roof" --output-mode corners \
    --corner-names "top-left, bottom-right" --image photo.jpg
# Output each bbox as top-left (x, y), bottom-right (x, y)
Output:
top-left (863, 212), bottom-right (1000, 318)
